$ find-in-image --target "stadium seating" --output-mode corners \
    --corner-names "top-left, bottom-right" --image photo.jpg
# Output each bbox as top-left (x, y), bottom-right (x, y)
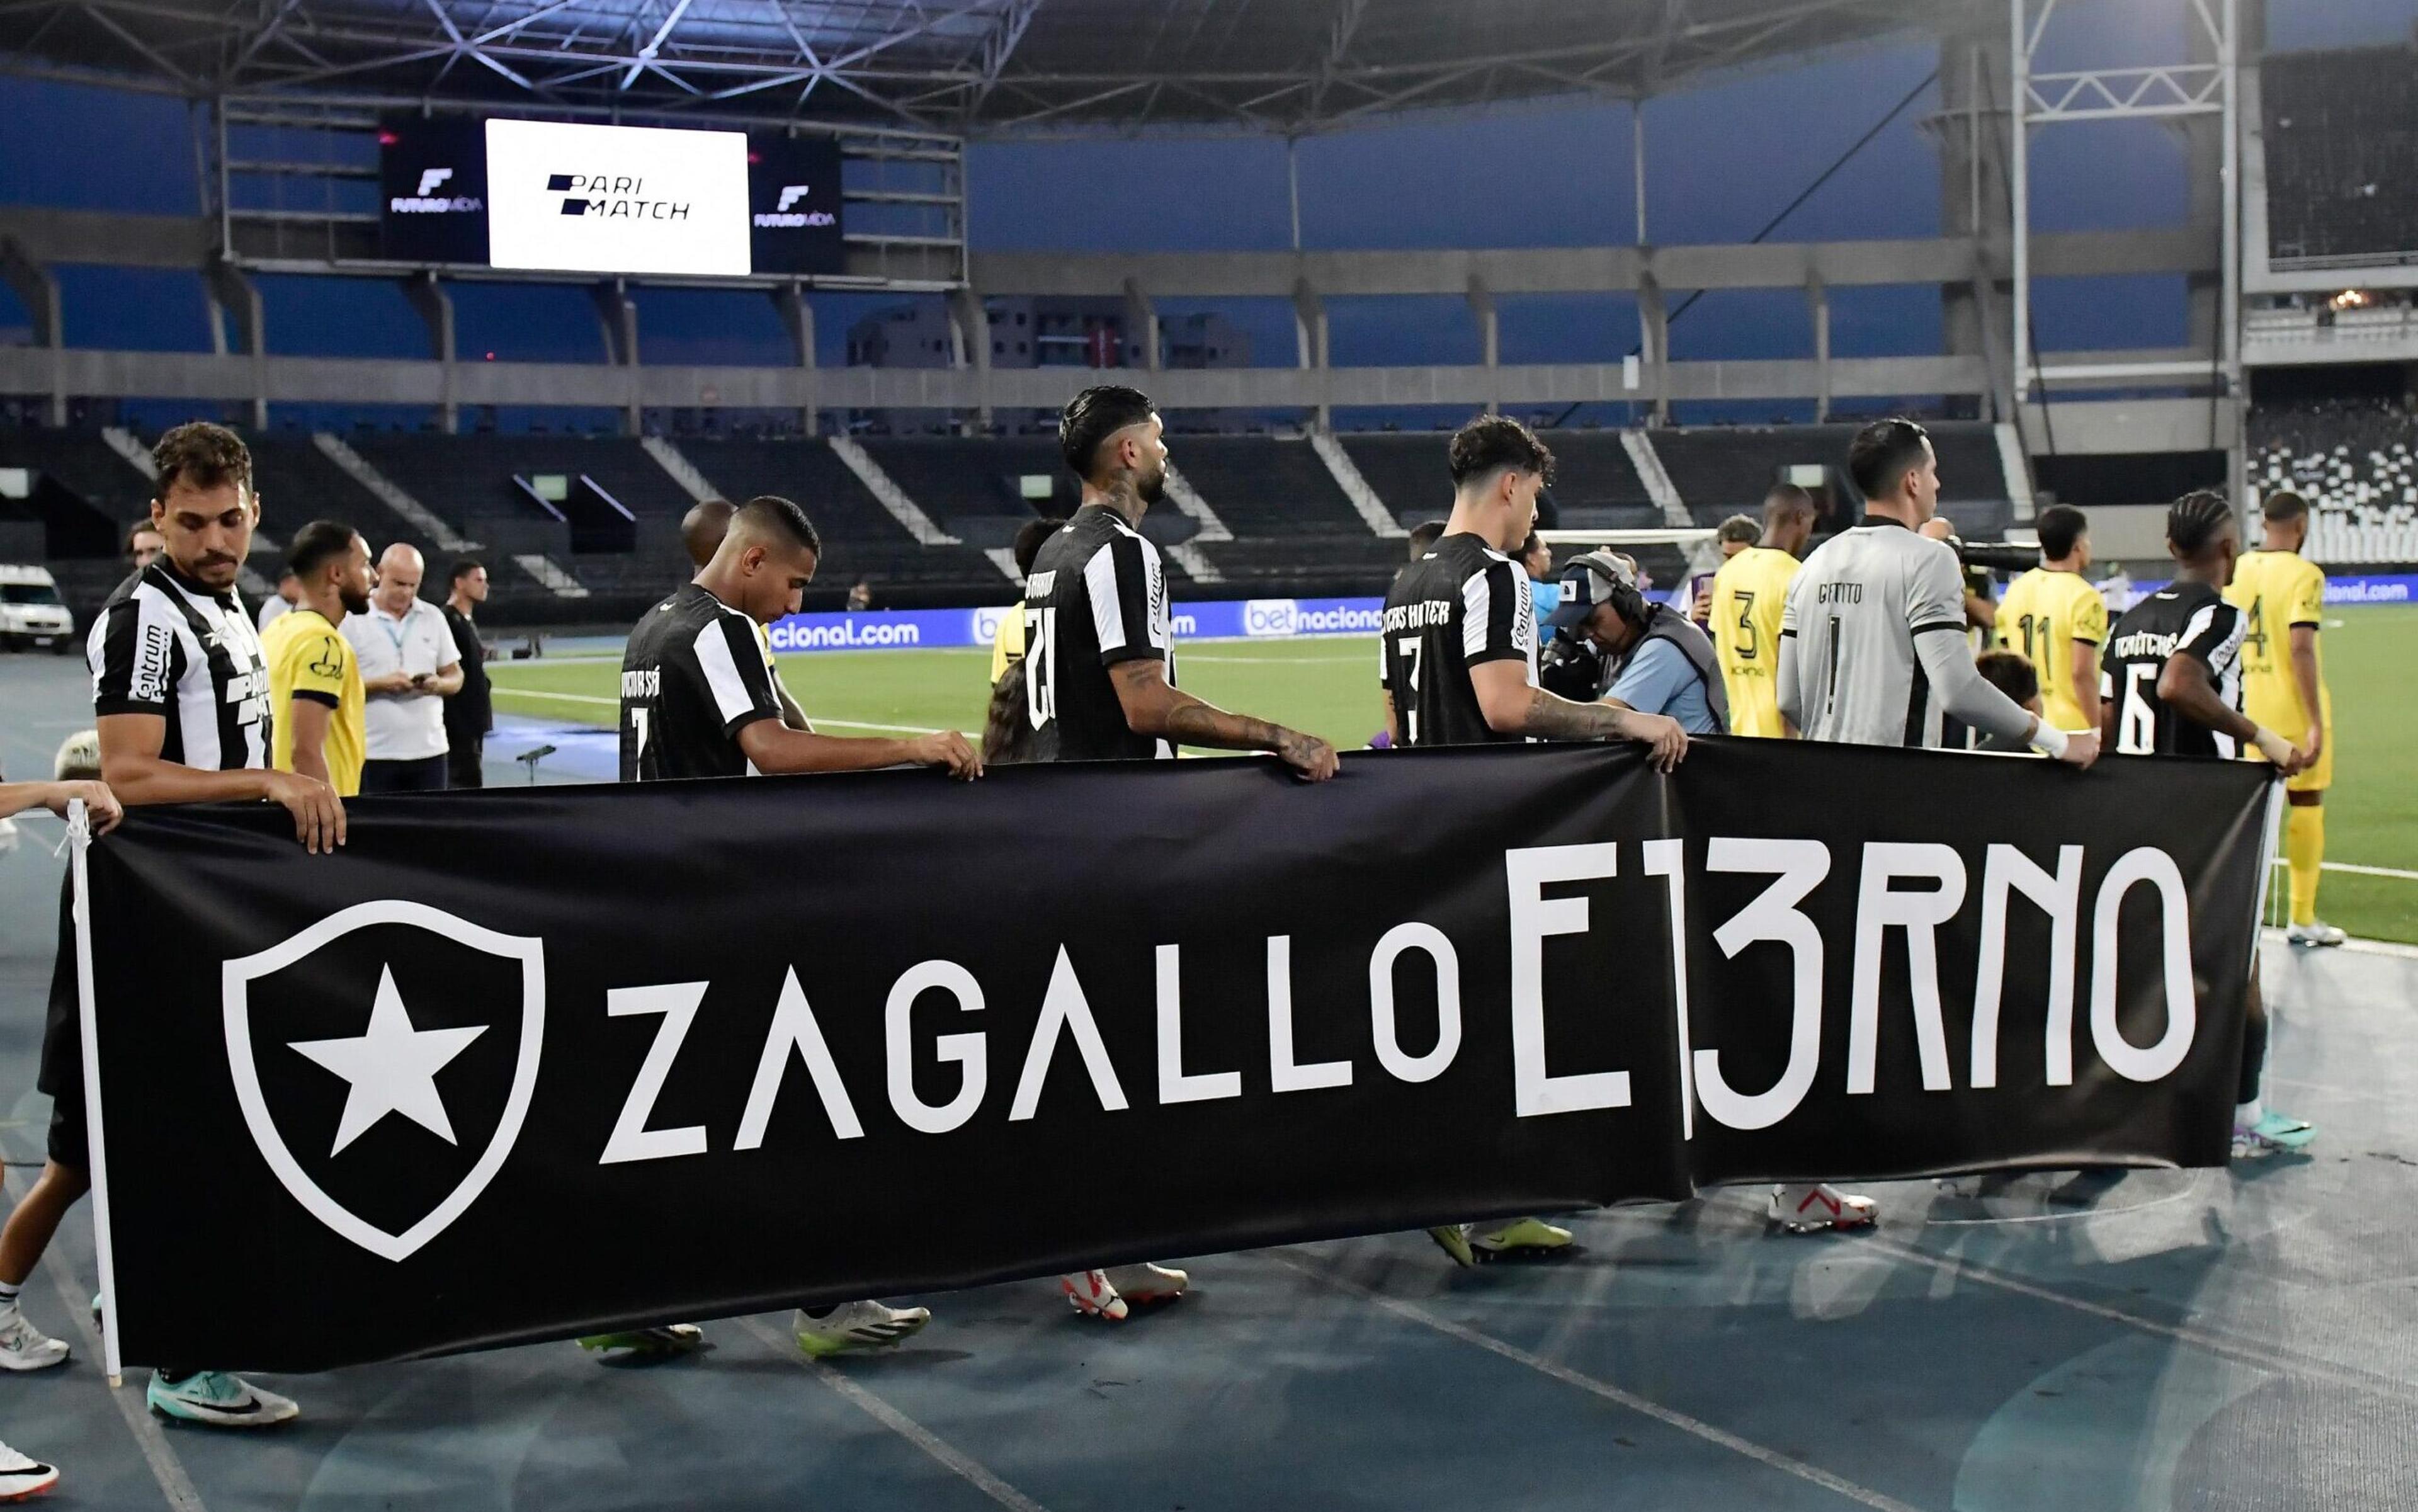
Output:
top-left (1338, 435), bottom-right (1458, 529)
top-left (1533, 431), bottom-right (1661, 525)
top-left (1342, 429), bottom-right (1659, 530)
top-left (0, 429), bottom-right (147, 559)
top-left (1193, 535), bottom-right (1406, 597)
top-left (1, 422), bottom-right (2041, 623)
top-left (861, 436), bottom-right (1074, 528)
top-left (346, 435), bottom-right (686, 531)
top-left (242, 433), bottom-right (436, 560)
top-left (2250, 399), bottom-right (2418, 566)
top-left (1166, 437), bottom-right (1365, 538)
top-left (681, 439), bottom-right (1010, 601)
top-left (2262, 46), bottom-right (2418, 266)
top-left (1646, 421), bottom-right (2009, 531)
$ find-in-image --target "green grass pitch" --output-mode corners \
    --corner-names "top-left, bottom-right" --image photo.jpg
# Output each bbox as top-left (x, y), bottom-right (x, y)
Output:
top-left (489, 606), bottom-right (2418, 945)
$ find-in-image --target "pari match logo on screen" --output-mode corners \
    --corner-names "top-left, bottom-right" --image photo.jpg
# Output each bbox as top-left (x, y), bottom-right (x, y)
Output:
top-left (484, 118), bottom-right (752, 277)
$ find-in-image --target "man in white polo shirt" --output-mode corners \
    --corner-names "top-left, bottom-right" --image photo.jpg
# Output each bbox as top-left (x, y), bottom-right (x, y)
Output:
top-left (342, 542), bottom-right (462, 793)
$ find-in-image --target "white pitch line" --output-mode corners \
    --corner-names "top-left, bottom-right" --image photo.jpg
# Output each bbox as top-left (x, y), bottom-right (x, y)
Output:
top-left (2268, 856), bottom-right (2418, 882)
top-left (1268, 1252), bottom-right (1923, 1512)
top-left (2259, 928), bottom-right (2418, 961)
top-left (1859, 1235), bottom-right (2418, 1406)
top-left (488, 687), bottom-right (615, 705)
top-left (0, 1165), bottom-right (208, 1512)
top-left (489, 687), bottom-right (956, 737)
top-left (731, 1317), bottom-right (1047, 1512)
top-left (1178, 653), bottom-right (1370, 665)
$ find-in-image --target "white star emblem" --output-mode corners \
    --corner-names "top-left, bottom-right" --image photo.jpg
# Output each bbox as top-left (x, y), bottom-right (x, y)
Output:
top-left (289, 965), bottom-right (489, 1156)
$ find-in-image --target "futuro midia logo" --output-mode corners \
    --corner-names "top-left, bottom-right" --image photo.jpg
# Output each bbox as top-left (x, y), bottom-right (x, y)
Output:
top-left (222, 901), bottom-right (543, 1261)
top-left (389, 167), bottom-right (481, 215)
top-left (754, 184), bottom-right (835, 229)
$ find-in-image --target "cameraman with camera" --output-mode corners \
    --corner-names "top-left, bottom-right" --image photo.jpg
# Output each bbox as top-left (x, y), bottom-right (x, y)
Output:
top-left (1538, 550), bottom-right (1728, 736)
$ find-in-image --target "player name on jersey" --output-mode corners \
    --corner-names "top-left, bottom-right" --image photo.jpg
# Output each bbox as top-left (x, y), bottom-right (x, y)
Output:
top-left (2102, 581), bottom-right (2245, 760)
top-left (1382, 533), bottom-right (1537, 748)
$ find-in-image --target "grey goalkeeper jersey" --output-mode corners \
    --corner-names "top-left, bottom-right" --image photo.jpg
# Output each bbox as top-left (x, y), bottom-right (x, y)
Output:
top-left (1778, 515), bottom-right (2033, 748)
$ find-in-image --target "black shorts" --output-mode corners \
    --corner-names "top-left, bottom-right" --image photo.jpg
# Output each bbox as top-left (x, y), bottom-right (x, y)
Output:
top-left (45, 1097), bottom-right (85, 1171)
top-left (37, 878), bottom-right (87, 1173)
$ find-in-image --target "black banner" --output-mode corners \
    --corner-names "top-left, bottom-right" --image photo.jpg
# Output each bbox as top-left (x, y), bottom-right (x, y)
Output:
top-left (78, 744), bottom-right (2270, 1372)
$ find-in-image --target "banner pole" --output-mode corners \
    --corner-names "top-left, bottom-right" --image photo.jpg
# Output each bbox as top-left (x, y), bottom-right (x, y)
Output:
top-left (2251, 778), bottom-right (2288, 977)
top-left (67, 801), bottom-right (123, 1389)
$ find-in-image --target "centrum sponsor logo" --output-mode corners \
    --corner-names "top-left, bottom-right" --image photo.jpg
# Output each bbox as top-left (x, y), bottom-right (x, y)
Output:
top-left (769, 617), bottom-right (924, 652)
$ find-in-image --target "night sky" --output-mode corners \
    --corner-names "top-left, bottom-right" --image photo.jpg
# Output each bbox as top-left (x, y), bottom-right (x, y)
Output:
top-left (0, 0), bottom-right (2405, 428)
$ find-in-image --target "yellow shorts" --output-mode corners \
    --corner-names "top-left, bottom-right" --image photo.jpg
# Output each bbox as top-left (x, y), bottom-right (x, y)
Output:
top-left (2245, 711), bottom-right (2332, 793)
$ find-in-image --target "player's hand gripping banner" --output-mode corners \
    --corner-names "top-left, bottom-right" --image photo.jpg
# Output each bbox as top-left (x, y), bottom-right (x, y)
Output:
top-left (74, 742), bottom-right (2273, 1371)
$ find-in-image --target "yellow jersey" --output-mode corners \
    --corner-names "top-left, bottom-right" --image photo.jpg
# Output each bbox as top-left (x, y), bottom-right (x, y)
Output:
top-left (1707, 546), bottom-right (1798, 737)
top-left (990, 600), bottom-right (1026, 685)
top-left (262, 608), bottom-right (366, 796)
top-left (1994, 568), bottom-right (2108, 732)
top-left (2226, 549), bottom-right (2331, 739)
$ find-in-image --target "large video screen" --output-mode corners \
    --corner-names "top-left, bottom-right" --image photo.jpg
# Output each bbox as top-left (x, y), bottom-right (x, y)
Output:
top-left (378, 117), bottom-right (847, 278)
top-left (486, 118), bottom-right (749, 276)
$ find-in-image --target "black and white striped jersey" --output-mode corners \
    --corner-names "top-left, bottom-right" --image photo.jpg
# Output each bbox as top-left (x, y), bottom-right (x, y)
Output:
top-left (2100, 580), bottom-right (2246, 759)
top-left (88, 562), bottom-right (271, 771)
top-left (1020, 504), bottom-right (1177, 763)
top-left (619, 584), bottom-right (781, 782)
top-left (1380, 531), bottom-right (1537, 747)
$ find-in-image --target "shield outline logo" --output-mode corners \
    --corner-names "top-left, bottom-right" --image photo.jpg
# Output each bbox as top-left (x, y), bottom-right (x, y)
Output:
top-left (222, 899), bottom-right (544, 1263)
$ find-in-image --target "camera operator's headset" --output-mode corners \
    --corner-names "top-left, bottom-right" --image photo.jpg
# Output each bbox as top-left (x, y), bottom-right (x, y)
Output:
top-left (1557, 549), bottom-right (1651, 634)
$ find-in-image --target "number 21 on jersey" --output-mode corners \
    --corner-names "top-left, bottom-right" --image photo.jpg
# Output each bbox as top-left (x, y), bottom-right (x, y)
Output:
top-left (1024, 605), bottom-right (1058, 729)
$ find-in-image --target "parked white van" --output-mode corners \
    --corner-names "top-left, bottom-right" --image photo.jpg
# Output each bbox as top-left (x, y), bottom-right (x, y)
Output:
top-left (0, 565), bottom-right (75, 652)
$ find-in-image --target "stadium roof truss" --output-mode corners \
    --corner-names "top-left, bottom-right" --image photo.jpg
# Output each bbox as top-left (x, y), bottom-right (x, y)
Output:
top-left (2008, 0), bottom-right (2238, 396)
top-left (0, 0), bottom-right (1992, 135)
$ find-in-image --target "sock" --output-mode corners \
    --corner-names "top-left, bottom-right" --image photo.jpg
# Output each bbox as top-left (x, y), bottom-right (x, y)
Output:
top-left (0, 1281), bottom-right (18, 1313)
top-left (2235, 1096), bottom-right (2263, 1128)
top-left (2286, 805), bottom-right (2324, 926)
